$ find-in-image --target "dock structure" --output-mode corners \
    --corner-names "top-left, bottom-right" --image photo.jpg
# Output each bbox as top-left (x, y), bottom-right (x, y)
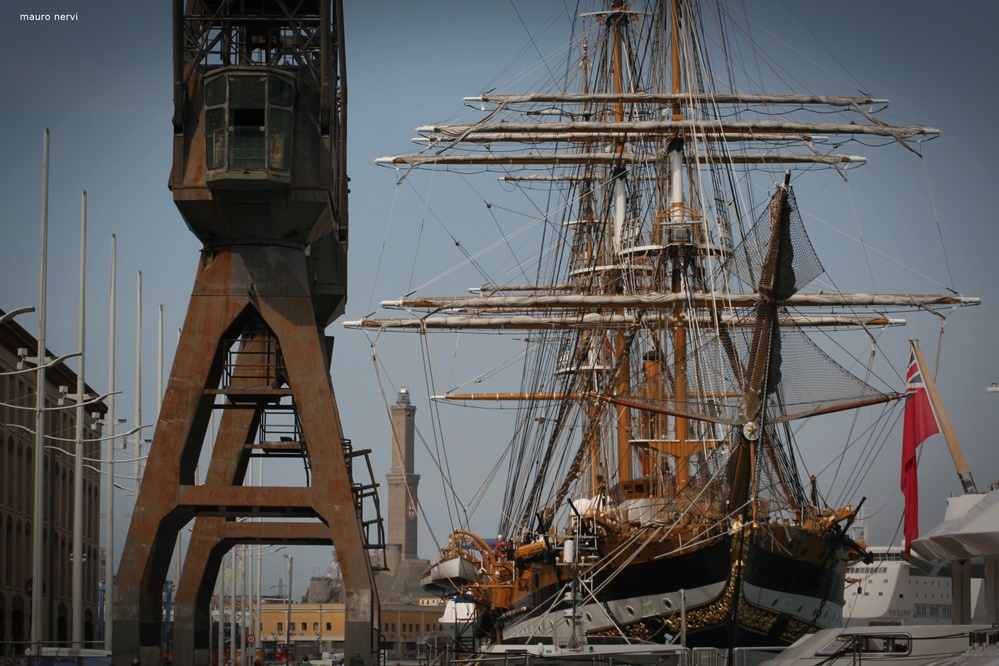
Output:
top-left (112, 2), bottom-right (383, 665)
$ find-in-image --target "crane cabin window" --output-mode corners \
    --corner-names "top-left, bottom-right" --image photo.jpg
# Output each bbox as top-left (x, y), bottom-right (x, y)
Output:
top-left (204, 71), bottom-right (294, 178)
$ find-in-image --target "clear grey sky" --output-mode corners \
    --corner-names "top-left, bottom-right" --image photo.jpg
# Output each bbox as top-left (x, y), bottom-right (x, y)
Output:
top-left (2, 1), bottom-right (998, 598)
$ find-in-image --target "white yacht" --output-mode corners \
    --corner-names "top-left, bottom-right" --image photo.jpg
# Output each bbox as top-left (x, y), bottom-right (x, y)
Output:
top-left (763, 624), bottom-right (991, 666)
top-left (843, 546), bottom-right (983, 626)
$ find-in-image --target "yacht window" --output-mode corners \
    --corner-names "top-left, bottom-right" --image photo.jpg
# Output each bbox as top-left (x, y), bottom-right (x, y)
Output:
top-left (818, 634), bottom-right (911, 656)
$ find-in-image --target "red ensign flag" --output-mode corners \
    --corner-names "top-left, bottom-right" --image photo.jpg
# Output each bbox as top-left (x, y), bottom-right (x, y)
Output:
top-left (901, 343), bottom-right (941, 557)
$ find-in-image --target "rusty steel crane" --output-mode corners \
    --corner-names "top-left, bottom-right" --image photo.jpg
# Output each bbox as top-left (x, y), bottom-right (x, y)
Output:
top-left (112, 2), bottom-right (382, 664)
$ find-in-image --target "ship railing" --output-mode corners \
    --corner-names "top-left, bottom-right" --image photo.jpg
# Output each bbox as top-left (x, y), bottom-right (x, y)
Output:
top-left (18, 646), bottom-right (112, 665)
top-left (726, 646), bottom-right (786, 666)
top-left (427, 643), bottom-right (784, 666)
top-left (968, 628), bottom-right (999, 647)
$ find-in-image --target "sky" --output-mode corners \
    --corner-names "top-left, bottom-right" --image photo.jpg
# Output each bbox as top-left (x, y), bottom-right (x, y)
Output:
top-left (2, 1), bottom-right (998, 603)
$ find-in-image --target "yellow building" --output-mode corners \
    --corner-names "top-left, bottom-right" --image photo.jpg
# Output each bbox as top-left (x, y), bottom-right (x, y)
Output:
top-left (256, 600), bottom-right (445, 662)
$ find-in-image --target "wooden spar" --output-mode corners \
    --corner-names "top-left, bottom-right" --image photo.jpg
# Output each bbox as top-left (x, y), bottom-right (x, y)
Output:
top-left (465, 93), bottom-right (892, 107)
top-left (344, 313), bottom-right (906, 331)
top-left (411, 119), bottom-right (938, 140)
top-left (731, 174), bottom-right (792, 516)
top-left (416, 131), bottom-right (838, 144)
top-left (616, 324), bottom-right (633, 485)
top-left (580, 45), bottom-right (600, 497)
top-left (611, 0), bottom-right (633, 485)
top-left (669, 0), bottom-right (682, 123)
top-left (595, 392), bottom-right (903, 425)
top-left (911, 342), bottom-right (978, 494)
top-left (376, 151), bottom-right (868, 168)
top-left (432, 392), bottom-right (583, 401)
top-left (673, 323), bottom-right (692, 487)
top-left (667, 0), bottom-right (691, 493)
top-left (380, 292), bottom-right (981, 311)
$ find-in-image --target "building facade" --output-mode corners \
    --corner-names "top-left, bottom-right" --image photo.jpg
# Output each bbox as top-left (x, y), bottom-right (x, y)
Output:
top-left (0, 309), bottom-right (105, 655)
top-left (255, 600), bottom-right (445, 663)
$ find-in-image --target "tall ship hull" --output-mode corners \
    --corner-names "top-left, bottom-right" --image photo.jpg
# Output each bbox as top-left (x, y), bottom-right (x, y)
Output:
top-left (496, 527), bottom-right (849, 647)
top-left (349, 0), bottom-right (979, 652)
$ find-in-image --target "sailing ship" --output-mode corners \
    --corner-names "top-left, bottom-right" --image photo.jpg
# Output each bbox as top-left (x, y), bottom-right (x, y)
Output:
top-left (347, 0), bottom-right (979, 650)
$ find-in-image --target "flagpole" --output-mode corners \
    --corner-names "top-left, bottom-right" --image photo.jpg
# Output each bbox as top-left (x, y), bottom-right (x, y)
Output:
top-left (216, 557), bottom-right (223, 666)
top-left (230, 548), bottom-right (237, 666)
top-left (911, 341), bottom-right (977, 494)
top-left (31, 128), bottom-right (50, 653)
top-left (104, 233), bottom-right (117, 651)
top-left (134, 271), bottom-right (142, 489)
top-left (72, 190), bottom-right (87, 649)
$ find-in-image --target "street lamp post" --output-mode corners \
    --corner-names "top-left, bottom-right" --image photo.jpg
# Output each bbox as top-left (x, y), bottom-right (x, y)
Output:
top-left (72, 190), bottom-right (87, 649)
top-left (318, 605), bottom-right (324, 656)
top-left (284, 554), bottom-right (293, 659)
top-left (105, 233), bottom-right (117, 652)
top-left (31, 127), bottom-right (51, 656)
top-left (254, 543), bottom-right (283, 664)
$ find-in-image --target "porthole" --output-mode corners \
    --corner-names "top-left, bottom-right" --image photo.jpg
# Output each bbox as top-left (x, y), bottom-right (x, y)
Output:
top-left (625, 606), bottom-right (635, 617)
top-left (663, 598), bottom-right (673, 609)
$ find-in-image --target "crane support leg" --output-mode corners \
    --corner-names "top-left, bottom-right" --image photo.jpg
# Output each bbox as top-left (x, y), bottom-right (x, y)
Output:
top-left (113, 245), bottom-right (378, 666)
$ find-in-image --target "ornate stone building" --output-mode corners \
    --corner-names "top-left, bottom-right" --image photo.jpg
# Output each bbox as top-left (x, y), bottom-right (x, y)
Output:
top-left (0, 308), bottom-right (105, 655)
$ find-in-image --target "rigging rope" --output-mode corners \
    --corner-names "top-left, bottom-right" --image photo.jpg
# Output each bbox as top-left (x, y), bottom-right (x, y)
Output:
top-left (921, 149), bottom-right (956, 291)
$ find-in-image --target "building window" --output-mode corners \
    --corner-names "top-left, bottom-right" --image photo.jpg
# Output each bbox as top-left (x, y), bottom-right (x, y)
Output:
top-left (326, 622), bottom-right (331, 631)
top-left (277, 622), bottom-right (283, 633)
top-left (313, 622), bottom-right (319, 633)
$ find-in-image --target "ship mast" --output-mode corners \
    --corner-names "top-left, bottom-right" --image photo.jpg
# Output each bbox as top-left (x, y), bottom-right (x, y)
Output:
top-left (580, 39), bottom-right (604, 497)
top-left (351, 0), bottom-right (980, 533)
top-left (667, 0), bottom-right (694, 494)
top-left (610, 0), bottom-right (633, 486)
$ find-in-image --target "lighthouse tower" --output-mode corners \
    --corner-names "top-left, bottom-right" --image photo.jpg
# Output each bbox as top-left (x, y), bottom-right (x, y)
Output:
top-left (373, 386), bottom-right (429, 602)
top-left (387, 386), bottom-right (419, 558)
top-left (112, 3), bottom-right (381, 665)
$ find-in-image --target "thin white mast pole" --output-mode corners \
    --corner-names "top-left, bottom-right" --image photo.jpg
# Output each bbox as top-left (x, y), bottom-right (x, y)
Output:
top-left (134, 272), bottom-right (142, 488)
top-left (285, 555), bottom-right (293, 658)
top-left (72, 190), bottom-right (87, 648)
top-left (157, 305), bottom-right (163, 414)
top-left (215, 560), bottom-right (223, 666)
top-left (31, 128), bottom-right (50, 652)
top-left (218, 553), bottom-right (225, 666)
top-left (230, 548), bottom-right (237, 666)
top-left (242, 544), bottom-right (249, 666)
top-left (104, 233), bottom-right (117, 651)
top-left (255, 462), bottom-right (262, 660)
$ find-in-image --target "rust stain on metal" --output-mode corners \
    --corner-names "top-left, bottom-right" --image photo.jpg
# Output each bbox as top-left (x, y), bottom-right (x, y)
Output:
top-left (113, 2), bottom-right (378, 665)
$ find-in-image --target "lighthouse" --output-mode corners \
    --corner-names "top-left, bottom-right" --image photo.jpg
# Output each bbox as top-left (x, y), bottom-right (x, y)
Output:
top-left (387, 385), bottom-right (420, 559)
